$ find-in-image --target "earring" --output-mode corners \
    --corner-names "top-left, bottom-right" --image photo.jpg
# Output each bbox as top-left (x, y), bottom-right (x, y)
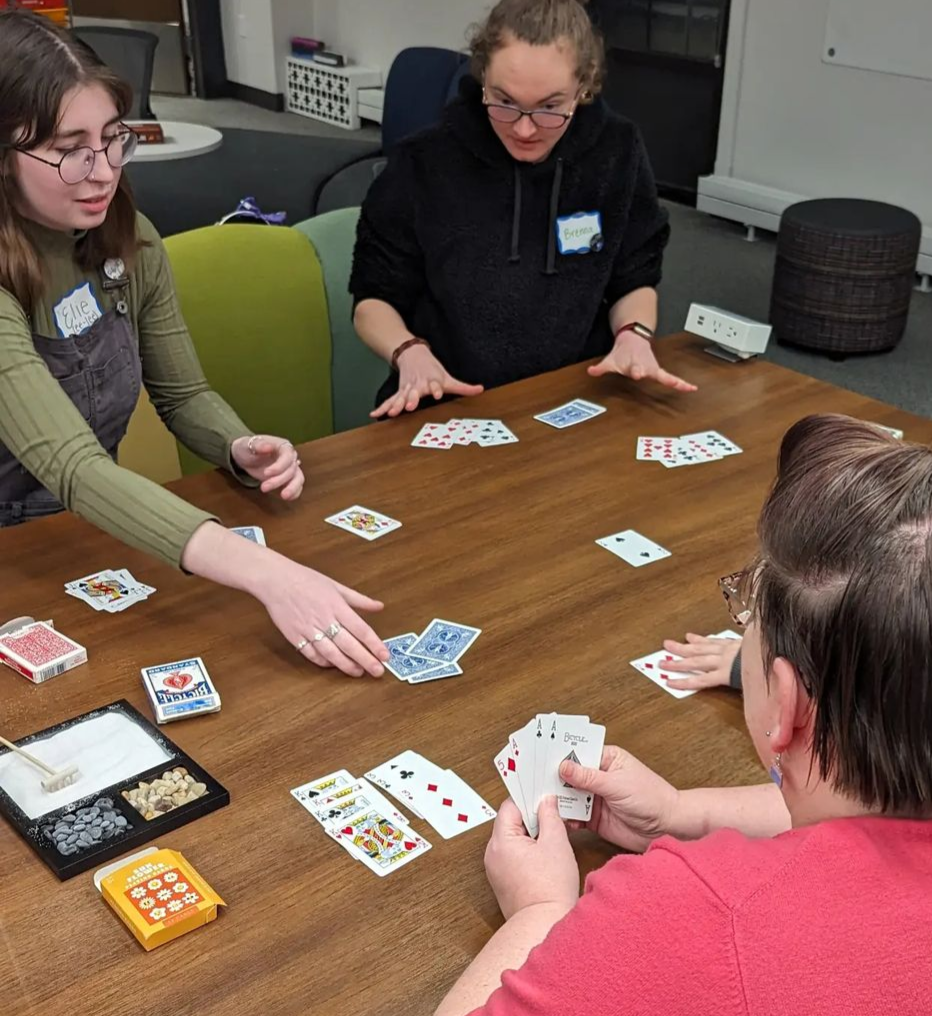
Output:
top-left (769, 753), bottom-right (783, 789)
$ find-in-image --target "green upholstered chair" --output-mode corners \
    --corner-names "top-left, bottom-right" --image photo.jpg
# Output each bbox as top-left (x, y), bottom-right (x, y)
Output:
top-left (293, 209), bottom-right (388, 433)
top-left (164, 224), bottom-right (334, 475)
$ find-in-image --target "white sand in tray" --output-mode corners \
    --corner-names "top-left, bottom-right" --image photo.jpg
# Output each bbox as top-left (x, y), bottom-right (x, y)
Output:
top-left (0, 710), bottom-right (172, 820)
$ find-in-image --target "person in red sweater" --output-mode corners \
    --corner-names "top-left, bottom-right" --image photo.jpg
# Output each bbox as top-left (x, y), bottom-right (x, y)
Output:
top-left (435, 414), bottom-right (932, 1016)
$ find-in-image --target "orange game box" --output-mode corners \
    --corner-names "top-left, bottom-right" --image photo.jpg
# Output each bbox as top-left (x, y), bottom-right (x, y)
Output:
top-left (96, 846), bottom-right (225, 951)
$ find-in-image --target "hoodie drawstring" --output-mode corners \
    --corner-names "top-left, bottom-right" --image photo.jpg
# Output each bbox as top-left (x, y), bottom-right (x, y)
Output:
top-left (544, 157), bottom-right (564, 276)
top-left (509, 163), bottom-right (522, 263)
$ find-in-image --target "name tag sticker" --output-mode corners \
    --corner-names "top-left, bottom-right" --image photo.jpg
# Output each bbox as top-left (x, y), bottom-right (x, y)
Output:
top-left (556, 211), bottom-right (603, 255)
top-left (53, 282), bottom-right (102, 338)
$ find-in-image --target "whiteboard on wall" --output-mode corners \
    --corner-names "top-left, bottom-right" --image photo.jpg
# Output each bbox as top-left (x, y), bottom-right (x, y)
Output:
top-left (824, 0), bottom-right (932, 83)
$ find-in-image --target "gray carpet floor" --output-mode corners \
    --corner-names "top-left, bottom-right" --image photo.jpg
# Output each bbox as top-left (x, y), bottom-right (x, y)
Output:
top-left (659, 201), bottom-right (932, 420)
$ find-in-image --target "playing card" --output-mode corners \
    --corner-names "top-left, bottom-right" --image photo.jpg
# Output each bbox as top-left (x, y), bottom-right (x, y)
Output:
top-left (291, 769), bottom-right (357, 807)
top-left (542, 716), bottom-right (605, 821)
top-left (230, 525), bottom-right (267, 546)
top-left (516, 717), bottom-right (542, 838)
top-left (446, 419), bottom-right (484, 445)
top-left (494, 743), bottom-right (529, 832)
top-left (325, 505), bottom-right (402, 541)
top-left (300, 780), bottom-right (409, 829)
top-left (415, 770), bottom-right (496, 839)
top-left (534, 399), bottom-right (606, 429)
top-left (364, 751), bottom-right (434, 818)
top-left (411, 422), bottom-right (455, 450)
top-left (596, 529), bottom-right (671, 567)
top-left (474, 420), bottom-right (519, 447)
top-left (65, 569), bottom-right (147, 611)
top-left (636, 436), bottom-right (683, 462)
top-left (326, 806), bottom-right (431, 876)
top-left (712, 629), bottom-right (742, 641)
top-left (406, 661), bottom-right (464, 684)
top-left (408, 619), bottom-right (482, 663)
top-left (680, 431), bottom-right (742, 457)
top-left (383, 634), bottom-right (448, 681)
top-left (629, 649), bottom-right (698, 700)
top-left (679, 437), bottom-right (725, 463)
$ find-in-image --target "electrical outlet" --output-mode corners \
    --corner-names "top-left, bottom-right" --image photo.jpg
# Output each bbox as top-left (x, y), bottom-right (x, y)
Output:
top-left (684, 303), bottom-right (772, 360)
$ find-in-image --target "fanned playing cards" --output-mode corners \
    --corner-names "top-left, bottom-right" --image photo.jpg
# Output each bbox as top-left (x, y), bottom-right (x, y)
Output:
top-left (636, 430), bottom-right (742, 468)
top-left (411, 418), bottom-right (518, 449)
top-left (384, 619), bottom-right (481, 684)
top-left (494, 713), bottom-right (605, 837)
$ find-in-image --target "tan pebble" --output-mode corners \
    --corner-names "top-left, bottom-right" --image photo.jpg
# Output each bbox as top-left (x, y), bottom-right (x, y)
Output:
top-left (139, 782), bottom-right (149, 791)
top-left (144, 811), bottom-right (155, 820)
top-left (121, 790), bottom-right (129, 799)
top-left (162, 771), bottom-right (172, 781)
top-left (171, 793), bottom-right (186, 806)
top-left (184, 775), bottom-right (195, 785)
top-left (176, 767), bottom-right (187, 776)
top-left (191, 782), bottom-right (207, 797)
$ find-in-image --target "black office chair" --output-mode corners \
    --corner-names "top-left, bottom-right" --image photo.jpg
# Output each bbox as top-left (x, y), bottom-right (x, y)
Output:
top-left (73, 26), bottom-right (159, 120)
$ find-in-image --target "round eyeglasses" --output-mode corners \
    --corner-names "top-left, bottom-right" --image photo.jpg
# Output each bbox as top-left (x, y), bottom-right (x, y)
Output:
top-left (718, 567), bottom-right (758, 627)
top-left (482, 89), bottom-right (576, 131)
top-left (6, 128), bottom-right (138, 185)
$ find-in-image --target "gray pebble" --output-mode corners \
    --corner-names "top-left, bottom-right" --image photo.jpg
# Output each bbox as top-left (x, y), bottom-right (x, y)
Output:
top-left (66, 833), bottom-right (78, 845)
top-left (89, 827), bottom-right (101, 840)
top-left (60, 815), bottom-right (75, 824)
top-left (114, 816), bottom-right (128, 828)
top-left (54, 831), bottom-right (67, 843)
top-left (56, 841), bottom-right (71, 855)
top-left (96, 798), bottom-right (112, 808)
top-left (73, 823), bottom-right (85, 832)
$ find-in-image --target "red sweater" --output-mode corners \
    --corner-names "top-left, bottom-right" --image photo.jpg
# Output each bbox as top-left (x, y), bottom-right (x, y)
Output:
top-left (470, 817), bottom-right (932, 1015)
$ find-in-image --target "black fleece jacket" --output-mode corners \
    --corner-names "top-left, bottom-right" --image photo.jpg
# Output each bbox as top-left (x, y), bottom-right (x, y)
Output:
top-left (350, 76), bottom-right (670, 405)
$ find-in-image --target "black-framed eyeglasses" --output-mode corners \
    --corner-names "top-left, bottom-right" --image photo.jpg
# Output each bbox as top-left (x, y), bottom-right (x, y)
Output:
top-left (719, 567), bottom-right (757, 627)
top-left (4, 127), bottom-right (138, 185)
top-left (482, 88), bottom-right (576, 130)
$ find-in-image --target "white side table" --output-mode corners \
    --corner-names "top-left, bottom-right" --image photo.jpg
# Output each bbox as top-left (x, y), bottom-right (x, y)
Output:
top-left (285, 57), bottom-right (382, 130)
top-left (131, 122), bottom-right (223, 162)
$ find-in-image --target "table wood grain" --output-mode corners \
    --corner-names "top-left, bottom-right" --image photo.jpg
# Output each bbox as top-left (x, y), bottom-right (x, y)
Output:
top-left (2, 334), bottom-right (927, 1016)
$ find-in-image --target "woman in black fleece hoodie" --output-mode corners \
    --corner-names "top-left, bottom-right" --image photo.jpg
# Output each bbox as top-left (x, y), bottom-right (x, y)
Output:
top-left (351, 0), bottom-right (697, 417)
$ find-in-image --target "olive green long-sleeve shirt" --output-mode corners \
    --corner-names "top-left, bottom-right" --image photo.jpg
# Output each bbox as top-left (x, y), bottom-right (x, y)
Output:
top-left (0, 213), bottom-right (253, 566)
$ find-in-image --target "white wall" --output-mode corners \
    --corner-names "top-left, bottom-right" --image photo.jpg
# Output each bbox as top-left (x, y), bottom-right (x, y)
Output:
top-left (311, 0), bottom-right (492, 73)
top-left (219, 0), bottom-right (278, 94)
top-left (698, 0), bottom-right (932, 266)
top-left (220, 0), bottom-right (316, 94)
top-left (220, 0), bottom-right (489, 94)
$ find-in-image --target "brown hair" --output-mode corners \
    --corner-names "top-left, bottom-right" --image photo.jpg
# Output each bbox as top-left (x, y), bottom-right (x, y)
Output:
top-left (0, 11), bottom-right (141, 314)
top-left (469, 0), bottom-right (605, 100)
top-left (753, 413), bottom-right (932, 814)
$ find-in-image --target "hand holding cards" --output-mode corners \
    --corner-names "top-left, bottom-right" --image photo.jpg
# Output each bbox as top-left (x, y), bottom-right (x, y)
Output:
top-left (494, 713), bottom-right (605, 836)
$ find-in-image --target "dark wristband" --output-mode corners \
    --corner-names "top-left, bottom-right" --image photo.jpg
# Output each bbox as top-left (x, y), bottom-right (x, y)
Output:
top-left (729, 649), bottom-right (743, 691)
top-left (391, 337), bottom-right (430, 371)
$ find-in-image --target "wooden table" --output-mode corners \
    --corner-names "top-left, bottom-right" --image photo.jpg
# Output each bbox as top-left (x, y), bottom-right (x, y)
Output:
top-left (2, 334), bottom-right (926, 1016)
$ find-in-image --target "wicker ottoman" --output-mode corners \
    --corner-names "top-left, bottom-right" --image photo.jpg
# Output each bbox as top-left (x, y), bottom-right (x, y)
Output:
top-left (770, 198), bottom-right (921, 354)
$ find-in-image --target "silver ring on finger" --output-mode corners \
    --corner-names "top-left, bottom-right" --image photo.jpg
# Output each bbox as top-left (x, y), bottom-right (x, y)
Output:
top-left (247, 435), bottom-right (259, 454)
top-left (312, 631), bottom-right (326, 643)
top-left (295, 638), bottom-right (309, 652)
top-left (324, 621), bottom-right (342, 640)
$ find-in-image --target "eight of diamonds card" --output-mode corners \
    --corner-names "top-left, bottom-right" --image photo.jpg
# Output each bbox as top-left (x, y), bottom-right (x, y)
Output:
top-left (140, 657), bottom-right (221, 723)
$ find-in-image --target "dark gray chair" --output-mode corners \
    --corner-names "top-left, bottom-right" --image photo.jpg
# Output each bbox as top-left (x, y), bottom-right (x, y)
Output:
top-left (73, 26), bottom-right (159, 120)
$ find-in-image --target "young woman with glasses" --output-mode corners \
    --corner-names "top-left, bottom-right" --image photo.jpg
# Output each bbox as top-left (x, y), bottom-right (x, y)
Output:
top-left (0, 12), bottom-right (389, 679)
top-left (436, 414), bottom-right (932, 1015)
top-left (351, 0), bottom-right (697, 419)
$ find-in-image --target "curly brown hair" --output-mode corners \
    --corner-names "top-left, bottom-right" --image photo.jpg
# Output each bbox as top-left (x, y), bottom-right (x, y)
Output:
top-left (468, 0), bottom-right (605, 101)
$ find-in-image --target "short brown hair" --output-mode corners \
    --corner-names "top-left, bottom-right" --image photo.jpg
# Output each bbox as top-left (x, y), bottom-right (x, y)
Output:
top-left (753, 413), bottom-right (932, 814)
top-left (468, 0), bottom-right (605, 100)
top-left (0, 11), bottom-right (141, 315)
